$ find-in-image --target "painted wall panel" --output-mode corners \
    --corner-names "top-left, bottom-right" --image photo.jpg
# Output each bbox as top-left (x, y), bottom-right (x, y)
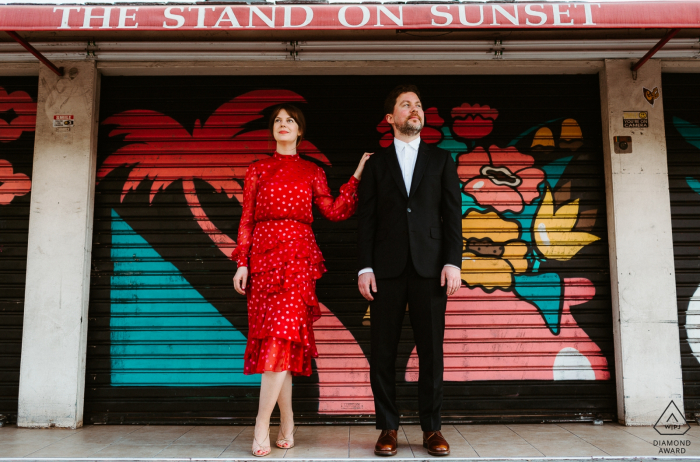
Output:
top-left (86, 75), bottom-right (614, 423)
top-left (0, 78), bottom-right (36, 422)
top-left (664, 73), bottom-right (700, 416)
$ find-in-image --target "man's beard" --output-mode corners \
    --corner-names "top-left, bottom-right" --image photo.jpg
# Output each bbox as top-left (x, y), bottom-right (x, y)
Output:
top-left (397, 117), bottom-right (423, 137)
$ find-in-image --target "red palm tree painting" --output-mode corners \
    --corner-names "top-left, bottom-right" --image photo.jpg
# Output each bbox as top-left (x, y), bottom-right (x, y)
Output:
top-left (0, 85), bottom-right (35, 205)
top-left (97, 89), bottom-right (331, 257)
top-left (97, 89), bottom-right (373, 413)
top-left (0, 159), bottom-right (31, 205)
top-left (0, 86), bottom-right (36, 143)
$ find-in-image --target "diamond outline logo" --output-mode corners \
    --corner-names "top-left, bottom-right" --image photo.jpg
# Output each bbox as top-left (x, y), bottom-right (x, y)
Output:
top-left (654, 401), bottom-right (690, 435)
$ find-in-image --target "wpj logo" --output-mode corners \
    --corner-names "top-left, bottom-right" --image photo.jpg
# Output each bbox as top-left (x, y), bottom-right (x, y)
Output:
top-left (654, 401), bottom-right (690, 435)
top-left (653, 401), bottom-right (691, 455)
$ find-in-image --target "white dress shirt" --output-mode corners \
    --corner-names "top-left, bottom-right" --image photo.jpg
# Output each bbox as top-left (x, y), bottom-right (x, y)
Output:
top-left (395, 137), bottom-right (421, 194)
top-left (359, 137), bottom-right (459, 276)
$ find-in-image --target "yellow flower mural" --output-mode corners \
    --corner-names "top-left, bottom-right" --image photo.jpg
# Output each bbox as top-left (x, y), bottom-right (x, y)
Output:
top-left (450, 115), bottom-right (603, 334)
top-left (534, 185), bottom-right (600, 261)
top-left (531, 127), bottom-right (555, 151)
top-left (559, 119), bottom-right (583, 150)
top-left (461, 211), bottom-right (528, 290)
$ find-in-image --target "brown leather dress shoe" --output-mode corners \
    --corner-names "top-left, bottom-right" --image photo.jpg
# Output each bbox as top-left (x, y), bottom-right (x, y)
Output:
top-left (423, 431), bottom-right (450, 456)
top-left (374, 429), bottom-right (398, 456)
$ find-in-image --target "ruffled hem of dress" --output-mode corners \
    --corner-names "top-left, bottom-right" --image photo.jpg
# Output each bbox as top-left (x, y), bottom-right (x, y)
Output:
top-left (246, 282), bottom-right (318, 342)
top-left (248, 237), bottom-right (326, 323)
top-left (243, 336), bottom-right (318, 377)
top-left (250, 237), bottom-right (325, 275)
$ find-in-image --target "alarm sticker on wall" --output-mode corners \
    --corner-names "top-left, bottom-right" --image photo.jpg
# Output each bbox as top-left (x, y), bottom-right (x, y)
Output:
top-left (623, 111), bottom-right (648, 128)
top-left (53, 114), bottom-right (74, 131)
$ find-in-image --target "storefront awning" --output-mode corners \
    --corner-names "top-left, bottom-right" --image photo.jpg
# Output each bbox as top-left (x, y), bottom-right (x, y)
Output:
top-left (0, 2), bottom-right (699, 32)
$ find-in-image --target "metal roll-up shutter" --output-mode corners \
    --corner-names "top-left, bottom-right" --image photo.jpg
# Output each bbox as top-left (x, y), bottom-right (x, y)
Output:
top-left (0, 77), bottom-right (36, 424)
top-left (663, 73), bottom-right (700, 417)
top-left (86, 74), bottom-right (614, 424)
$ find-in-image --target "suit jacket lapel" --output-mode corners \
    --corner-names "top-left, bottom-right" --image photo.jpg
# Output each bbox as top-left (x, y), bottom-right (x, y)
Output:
top-left (385, 143), bottom-right (409, 199)
top-left (409, 141), bottom-right (430, 198)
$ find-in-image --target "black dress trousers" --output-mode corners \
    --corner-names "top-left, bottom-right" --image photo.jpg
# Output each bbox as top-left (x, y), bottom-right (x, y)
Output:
top-left (369, 255), bottom-right (447, 432)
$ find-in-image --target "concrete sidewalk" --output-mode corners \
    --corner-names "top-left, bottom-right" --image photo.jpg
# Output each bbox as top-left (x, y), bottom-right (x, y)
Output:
top-left (0, 422), bottom-right (699, 460)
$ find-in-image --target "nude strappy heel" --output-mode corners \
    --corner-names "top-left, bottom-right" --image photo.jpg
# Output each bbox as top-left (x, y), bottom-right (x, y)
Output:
top-left (276, 425), bottom-right (296, 449)
top-left (252, 427), bottom-right (271, 457)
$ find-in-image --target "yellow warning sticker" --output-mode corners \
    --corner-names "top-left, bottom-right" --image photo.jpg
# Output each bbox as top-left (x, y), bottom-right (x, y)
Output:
top-left (623, 111), bottom-right (648, 128)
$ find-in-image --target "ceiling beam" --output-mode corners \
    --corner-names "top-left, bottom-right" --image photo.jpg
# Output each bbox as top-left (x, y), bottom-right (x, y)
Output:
top-left (631, 29), bottom-right (682, 73)
top-left (5, 31), bottom-right (63, 76)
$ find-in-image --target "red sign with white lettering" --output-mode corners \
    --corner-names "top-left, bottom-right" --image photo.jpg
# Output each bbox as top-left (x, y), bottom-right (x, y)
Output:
top-left (0, 3), bottom-right (698, 31)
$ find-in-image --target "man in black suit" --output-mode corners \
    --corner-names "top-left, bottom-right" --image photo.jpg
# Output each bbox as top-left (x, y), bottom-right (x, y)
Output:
top-left (357, 85), bottom-right (462, 457)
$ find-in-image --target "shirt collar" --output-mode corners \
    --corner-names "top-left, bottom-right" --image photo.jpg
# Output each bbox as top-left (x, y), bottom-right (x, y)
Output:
top-left (273, 151), bottom-right (300, 161)
top-left (394, 137), bottom-right (421, 153)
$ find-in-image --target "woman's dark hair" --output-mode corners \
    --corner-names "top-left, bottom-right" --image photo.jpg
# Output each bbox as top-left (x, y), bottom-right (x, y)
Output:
top-left (268, 103), bottom-right (306, 147)
top-left (384, 84), bottom-right (421, 116)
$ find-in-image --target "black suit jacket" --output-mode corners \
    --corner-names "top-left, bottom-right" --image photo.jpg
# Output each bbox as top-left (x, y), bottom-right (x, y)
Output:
top-left (357, 140), bottom-right (463, 279)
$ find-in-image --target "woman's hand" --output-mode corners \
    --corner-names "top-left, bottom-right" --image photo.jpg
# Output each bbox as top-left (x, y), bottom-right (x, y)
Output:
top-left (233, 267), bottom-right (249, 295)
top-left (353, 152), bottom-right (374, 180)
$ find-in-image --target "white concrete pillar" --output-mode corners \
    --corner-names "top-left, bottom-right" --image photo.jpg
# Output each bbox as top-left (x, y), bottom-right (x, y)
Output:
top-left (17, 62), bottom-right (100, 428)
top-left (600, 59), bottom-right (684, 425)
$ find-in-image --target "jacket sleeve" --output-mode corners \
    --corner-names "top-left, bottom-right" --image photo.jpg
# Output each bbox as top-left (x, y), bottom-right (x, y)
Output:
top-left (357, 155), bottom-right (377, 271)
top-left (440, 151), bottom-right (463, 268)
top-left (312, 167), bottom-right (359, 222)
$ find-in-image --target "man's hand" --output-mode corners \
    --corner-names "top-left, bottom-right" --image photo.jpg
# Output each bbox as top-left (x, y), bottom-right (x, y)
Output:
top-left (358, 272), bottom-right (378, 301)
top-left (441, 266), bottom-right (462, 296)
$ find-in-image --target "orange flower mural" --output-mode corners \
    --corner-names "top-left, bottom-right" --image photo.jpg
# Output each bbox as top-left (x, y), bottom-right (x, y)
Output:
top-left (457, 146), bottom-right (545, 214)
top-left (451, 103), bottom-right (498, 139)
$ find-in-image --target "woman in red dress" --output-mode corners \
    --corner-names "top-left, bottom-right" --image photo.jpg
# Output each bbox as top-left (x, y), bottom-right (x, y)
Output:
top-left (232, 104), bottom-right (371, 456)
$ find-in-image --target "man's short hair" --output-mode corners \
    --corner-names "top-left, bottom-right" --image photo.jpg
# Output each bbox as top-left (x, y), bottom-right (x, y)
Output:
top-left (384, 84), bottom-right (421, 116)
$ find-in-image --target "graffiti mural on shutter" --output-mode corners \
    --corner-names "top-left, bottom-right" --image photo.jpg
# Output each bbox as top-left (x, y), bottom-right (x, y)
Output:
top-left (0, 78), bottom-right (36, 422)
top-left (663, 74), bottom-right (700, 415)
top-left (86, 75), bottom-right (614, 423)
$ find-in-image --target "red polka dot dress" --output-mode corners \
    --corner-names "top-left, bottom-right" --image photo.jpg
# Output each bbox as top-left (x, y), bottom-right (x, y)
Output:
top-left (233, 152), bottom-right (359, 376)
